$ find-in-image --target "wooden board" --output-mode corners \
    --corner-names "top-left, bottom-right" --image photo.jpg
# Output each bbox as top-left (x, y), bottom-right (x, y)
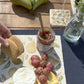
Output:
top-left (0, 0), bottom-right (72, 29)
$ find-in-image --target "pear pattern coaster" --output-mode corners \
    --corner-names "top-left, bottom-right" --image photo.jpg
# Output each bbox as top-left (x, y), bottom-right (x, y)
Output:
top-left (0, 35), bottom-right (66, 84)
top-left (50, 9), bottom-right (71, 27)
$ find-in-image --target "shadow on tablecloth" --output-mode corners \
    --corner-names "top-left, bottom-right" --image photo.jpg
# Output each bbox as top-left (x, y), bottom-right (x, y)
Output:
top-left (66, 37), bottom-right (84, 65)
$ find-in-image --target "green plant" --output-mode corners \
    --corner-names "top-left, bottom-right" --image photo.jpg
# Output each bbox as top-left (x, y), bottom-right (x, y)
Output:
top-left (75, 0), bottom-right (80, 5)
top-left (75, 0), bottom-right (84, 12)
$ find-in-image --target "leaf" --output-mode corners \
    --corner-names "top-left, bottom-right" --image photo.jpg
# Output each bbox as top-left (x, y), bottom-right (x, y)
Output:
top-left (46, 48), bottom-right (54, 54)
top-left (9, 83), bottom-right (14, 84)
top-left (31, 0), bottom-right (35, 5)
top-left (48, 56), bottom-right (59, 65)
top-left (56, 63), bottom-right (61, 70)
top-left (8, 67), bottom-right (17, 77)
top-left (58, 75), bottom-right (63, 82)
top-left (54, 53), bottom-right (60, 59)
top-left (25, 55), bottom-right (28, 60)
top-left (53, 43), bottom-right (60, 48)
top-left (60, 83), bottom-right (62, 84)
top-left (75, 0), bottom-right (80, 5)
top-left (19, 54), bottom-right (24, 62)
top-left (76, 21), bottom-right (82, 29)
top-left (0, 52), bottom-right (6, 59)
top-left (33, 0), bottom-right (48, 10)
top-left (0, 74), bottom-right (6, 82)
top-left (75, 0), bottom-right (84, 13)
top-left (26, 41), bottom-right (37, 53)
top-left (2, 61), bottom-right (10, 70)
top-left (0, 59), bottom-right (6, 65)
top-left (28, 37), bottom-right (32, 41)
top-left (23, 42), bottom-right (26, 45)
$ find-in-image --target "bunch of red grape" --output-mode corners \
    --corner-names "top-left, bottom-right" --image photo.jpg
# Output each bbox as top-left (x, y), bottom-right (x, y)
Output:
top-left (31, 53), bottom-right (54, 84)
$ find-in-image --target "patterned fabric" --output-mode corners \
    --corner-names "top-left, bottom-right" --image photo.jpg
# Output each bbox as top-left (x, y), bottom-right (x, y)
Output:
top-left (0, 35), bottom-right (66, 84)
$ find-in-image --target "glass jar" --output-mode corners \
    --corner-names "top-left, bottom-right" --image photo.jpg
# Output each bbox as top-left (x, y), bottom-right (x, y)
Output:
top-left (63, 7), bottom-right (84, 43)
top-left (37, 28), bottom-right (55, 52)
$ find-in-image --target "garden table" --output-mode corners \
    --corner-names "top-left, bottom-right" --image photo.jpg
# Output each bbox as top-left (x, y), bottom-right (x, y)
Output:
top-left (0, 0), bottom-right (72, 29)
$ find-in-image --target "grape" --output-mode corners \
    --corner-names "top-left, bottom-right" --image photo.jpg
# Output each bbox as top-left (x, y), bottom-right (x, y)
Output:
top-left (39, 75), bottom-right (47, 84)
top-left (35, 67), bottom-right (43, 75)
top-left (31, 59), bottom-right (40, 67)
top-left (46, 62), bottom-right (54, 71)
top-left (31, 55), bottom-right (40, 61)
top-left (39, 61), bottom-right (47, 68)
top-left (41, 53), bottom-right (48, 61)
top-left (43, 67), bottom-right (51, 75)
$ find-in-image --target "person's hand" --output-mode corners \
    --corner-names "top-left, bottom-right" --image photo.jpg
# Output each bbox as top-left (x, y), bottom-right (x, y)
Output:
top-left (0, 22), bottom-right (12, 47)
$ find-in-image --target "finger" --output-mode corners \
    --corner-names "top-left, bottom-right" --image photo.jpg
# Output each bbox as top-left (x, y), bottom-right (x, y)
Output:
top-left (0, 22), bottom-right (12, 37)
top-left (0, 37), bottom-right (9, 47)
top-left (0, 22), bottom-right (7, 31)
top-left (2, 29), bottom-right (12, 38)
top-left (6, 29), bottom-right (12, 37)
